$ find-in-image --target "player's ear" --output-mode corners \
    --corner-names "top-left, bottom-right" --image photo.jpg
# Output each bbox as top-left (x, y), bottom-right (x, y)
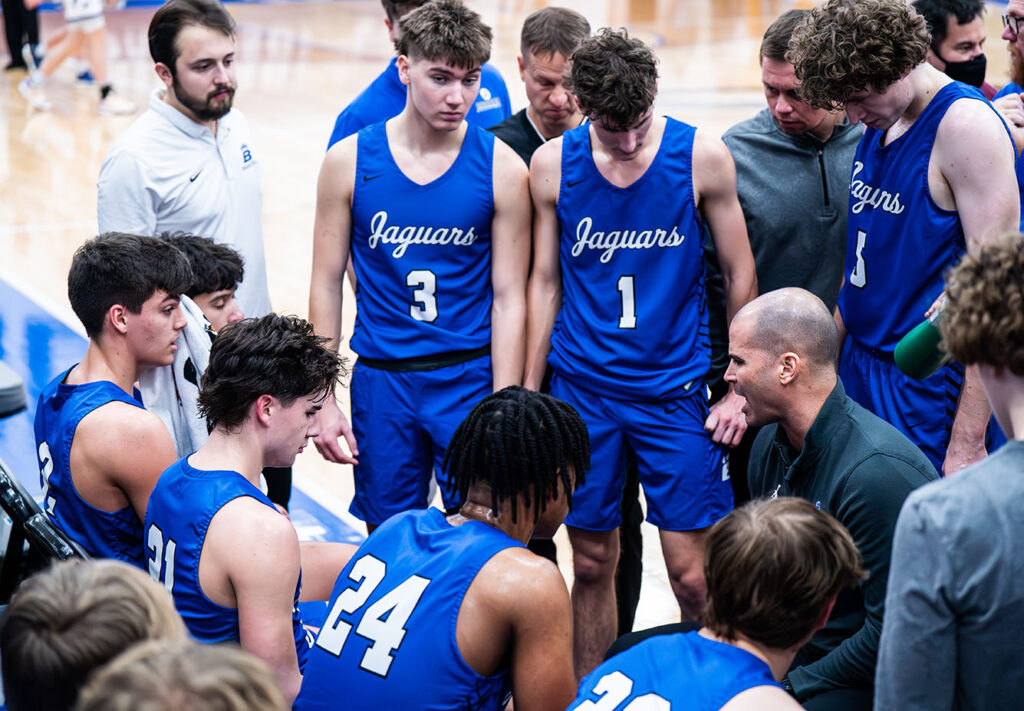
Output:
top-left (254, 394), bottom-right (275, 426)
top-left (396, 55), bottom-right (411, 86)
top-left (108, 304), bottom-right (129, 335)
top-left (154, 62), bottom-right (174, 89)
top-left (517, 55), bottom-right (526, 79)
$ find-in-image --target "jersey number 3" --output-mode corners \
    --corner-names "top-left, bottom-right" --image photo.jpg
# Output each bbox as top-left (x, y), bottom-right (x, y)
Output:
top-left (315, 554), bottom-right (430, 677)
top-left (407, 270), bottom-right (438, 323)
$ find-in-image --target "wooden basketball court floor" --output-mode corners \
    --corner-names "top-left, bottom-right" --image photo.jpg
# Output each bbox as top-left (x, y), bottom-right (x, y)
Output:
top-left (0, 0), bottom-right (1014, 631)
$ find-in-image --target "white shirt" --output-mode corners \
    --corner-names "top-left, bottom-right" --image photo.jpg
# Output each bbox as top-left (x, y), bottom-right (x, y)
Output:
top-left (97, 90), bottom-right (270, 318)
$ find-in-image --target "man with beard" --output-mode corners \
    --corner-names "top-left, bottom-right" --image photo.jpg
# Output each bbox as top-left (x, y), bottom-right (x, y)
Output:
top-left (913, 0), bottom-right (995, 99)
top-left (98, 0), bottom-right (270, 320)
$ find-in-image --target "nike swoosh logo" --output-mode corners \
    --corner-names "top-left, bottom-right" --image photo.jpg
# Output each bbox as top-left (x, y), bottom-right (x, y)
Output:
top-left (664, 404), bottom-right (681, 414)
top-left (189, 169), bottom-right (201, 182)
top-left (567, 178), bottom-right (585, 188)
top-left (363, 174), bottom-right (382, 182)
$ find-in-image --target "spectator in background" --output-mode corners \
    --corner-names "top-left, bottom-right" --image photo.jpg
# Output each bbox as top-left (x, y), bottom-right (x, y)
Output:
top-left (913, 0), bottom-right (995, 98)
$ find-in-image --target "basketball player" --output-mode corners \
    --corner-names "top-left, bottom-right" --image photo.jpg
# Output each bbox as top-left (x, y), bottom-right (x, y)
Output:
top-left (295, 387), bottom-right (588, 711)
top-left (17, 0), bottom-right (134, 114)
top-left (325, 0), bottom-right (510, 148)
top-left (309, 0), bottom-right (530, 529)
top-left (789, 0), bottom-right (1019, 475)
top-left (568, 498), bottom-right (865, 711)
top-left (33, 232), bottom-right (190, 566)
top-left (527, 29), bottom-right (757, 677)
top-left (144, 314), bottom-right (355, 703)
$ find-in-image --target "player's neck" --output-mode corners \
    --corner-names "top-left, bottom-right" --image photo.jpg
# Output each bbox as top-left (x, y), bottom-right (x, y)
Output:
top-left (903, 63), bottom-right (952, 123)
top-left (189, 427), bottom-right (265, 486)
top-left (454, 497), bottom-right (533, 543)
top-left (69, 339), bottom-right (143, 395)
top-left (393, 105), bottom-right (466, 154)
top-left (698, 628), bottom-right (795, 682)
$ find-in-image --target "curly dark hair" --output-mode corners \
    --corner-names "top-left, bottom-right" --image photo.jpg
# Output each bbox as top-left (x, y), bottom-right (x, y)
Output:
top-left (787, 0), bottom-right (930, 110)
top-left (443, 386), bottom-right (590, 524)
top-left (941, 235), bottom-right (1024, 376)
top-left (198, 314), bottom-right (346, 431)
top-left (567, 28), bottom-right (658, 131)
top-left (395, 0), bottom-right (491, 70)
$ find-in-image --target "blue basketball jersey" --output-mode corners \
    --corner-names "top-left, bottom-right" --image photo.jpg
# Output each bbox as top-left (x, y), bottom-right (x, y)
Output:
top-left (349, 122), bottom-right (496, 360)
top-left (144, 458), bottom-right (311, 669)
top-left (33, 367), bottom-right (146, 567)
top-left (568, 631), bottom-right (780, 710)
top-left (839, 82), bottom-right (1014, 351)
top-left (295, 508), bottom-right (524, 711)
top-left (549, 118), bottom-right (710, 401)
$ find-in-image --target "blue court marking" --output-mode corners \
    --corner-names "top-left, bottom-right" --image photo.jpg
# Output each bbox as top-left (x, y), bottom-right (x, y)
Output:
top-left (0, 276), bottom-right (362, 545)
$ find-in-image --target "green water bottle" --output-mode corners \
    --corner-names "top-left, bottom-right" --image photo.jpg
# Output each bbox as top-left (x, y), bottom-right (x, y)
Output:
top-left (894, 308), bottom-right (950, 379)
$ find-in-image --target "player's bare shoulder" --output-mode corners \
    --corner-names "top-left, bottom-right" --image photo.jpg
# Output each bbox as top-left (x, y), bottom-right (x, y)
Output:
top-left (75, 400), bottom-right (173, 462)
top-left (529, 137), bottom-right (565, 203)
top-left (318, 131), bottom-right (359, 197)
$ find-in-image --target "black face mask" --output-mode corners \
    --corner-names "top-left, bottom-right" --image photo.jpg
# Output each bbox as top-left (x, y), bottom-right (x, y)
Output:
top-left (935, 48), bottom-right (987, 88)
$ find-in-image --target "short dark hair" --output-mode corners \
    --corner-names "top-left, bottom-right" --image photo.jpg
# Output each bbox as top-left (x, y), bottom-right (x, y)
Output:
top-left (0, 560), bottom-right (186, 711)
top-left (760, 9), bottom-right (808, 64)
top-left (160, 232), bottom-right (244, 298)
top-left (568, 28), bottom-right (658, 131)
top-left (443, 386), bottom-right (590, 524)
top-left (941, 234), bottom-right (1024, 375)
top-left (395, 0), bottom-right (491, 70)
top-left (380, 0), bottom-right (427, 26)
top-left (788, 0), bottom-right (930, 110)
top-left (702, 497), bottom-right (866, 649)
top-left (68, 233), bottom-right (193, 339)
top-left (149, 0), bottom-right (235, 72)
top-left (912, 0), bottom-right (984, 47)
top-left (520, 7), bottom-right (590, 61)
top-left (198, 314), bottom-right (345, 431)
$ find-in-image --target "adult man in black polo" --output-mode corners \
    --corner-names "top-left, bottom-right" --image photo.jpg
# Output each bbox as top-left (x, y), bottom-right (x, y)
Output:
top-left (726, 288), bottom-right (937, 710)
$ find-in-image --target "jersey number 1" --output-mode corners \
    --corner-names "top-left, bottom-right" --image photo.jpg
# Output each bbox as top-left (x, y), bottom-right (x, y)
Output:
top-left (315, 554), bottom-right (430, 677)
top-left (617, 275), bottom-right (636, 329)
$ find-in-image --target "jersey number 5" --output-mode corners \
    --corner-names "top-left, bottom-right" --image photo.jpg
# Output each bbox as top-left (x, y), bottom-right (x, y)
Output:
top-left (575, 670), bottom-right (670, 710)
top-left (315, 554), bottom-right (430, 677)
top-left (849, 229), bottom-right (868, 288)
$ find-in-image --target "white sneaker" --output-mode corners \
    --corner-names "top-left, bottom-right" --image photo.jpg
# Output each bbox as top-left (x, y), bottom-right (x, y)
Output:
top-left (97, 91), bottom-right (136, 116)
top-left (20, 43), bottom-right (40, 75)
top-left (18, 77), bottom-right (51, 111)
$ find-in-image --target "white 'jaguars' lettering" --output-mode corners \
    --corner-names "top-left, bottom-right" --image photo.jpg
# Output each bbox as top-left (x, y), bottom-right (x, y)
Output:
top-left (849, 161), bottom-right (906, 216)
top-left (570, 216), bottom-right (686, 264)
top-left (366, 211), bottom-right (477, 258)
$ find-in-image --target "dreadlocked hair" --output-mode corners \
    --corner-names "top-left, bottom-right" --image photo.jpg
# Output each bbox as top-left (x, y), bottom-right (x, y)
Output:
top-left (443, 386), bottom-right (590, 524)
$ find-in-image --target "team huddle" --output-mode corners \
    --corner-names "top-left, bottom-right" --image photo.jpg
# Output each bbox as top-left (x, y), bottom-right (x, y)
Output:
top-left (2, 0), bottom-right (1024, 709)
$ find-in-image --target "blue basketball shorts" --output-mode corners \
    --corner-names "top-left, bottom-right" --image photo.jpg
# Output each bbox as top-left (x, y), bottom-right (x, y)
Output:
top-left (840, 336), bottom-right (1007, 472)
top-left (550, 373), bottom-right (732, 532)
top-left (349, 355), bottom-right (491, 525)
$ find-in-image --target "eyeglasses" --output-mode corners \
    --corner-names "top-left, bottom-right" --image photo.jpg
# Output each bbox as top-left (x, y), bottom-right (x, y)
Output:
top-left (1003, 14), bottom-right (1024, 38)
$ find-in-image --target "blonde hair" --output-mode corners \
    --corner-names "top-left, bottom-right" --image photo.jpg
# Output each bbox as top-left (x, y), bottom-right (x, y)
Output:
top-left (0, 559), bottom-right (187, 711)
top-left (76, 639), bottom-right (287, 711)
